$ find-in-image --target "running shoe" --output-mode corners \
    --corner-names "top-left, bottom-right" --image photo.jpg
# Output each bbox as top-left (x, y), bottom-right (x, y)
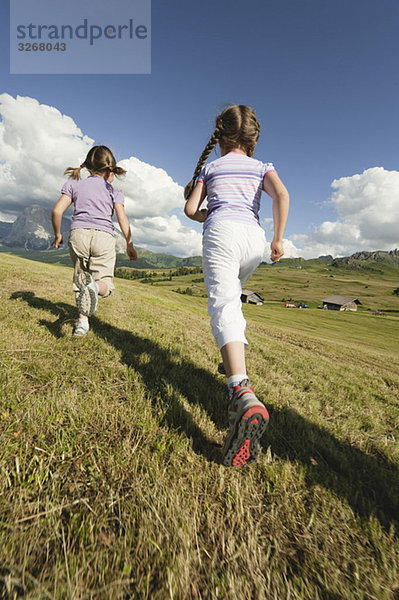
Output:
top-left (74, 271), bottom-right (98, 317)
top-left (72, 323), bottom-right (89, 337)
top-left (222, 379), bottom-right (269, 467)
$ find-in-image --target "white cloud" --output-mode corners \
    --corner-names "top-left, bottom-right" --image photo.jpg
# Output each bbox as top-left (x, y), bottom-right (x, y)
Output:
top-left (130, 215), bottom-right (202, 257)
top-left (0, 93), bottom-right (93, 214)
top-left (117, 157), bottom-right (185, 219)
top-left (0, 94), bottom-right (200, 257)
top-left (261, 216), bottom-right (302, 259)
top-left (280, 238), bottom-right (301, 259)
top-left (289, 167), bottom-right (399, 258)
top-left (2, 95), bottom-right (397, 261)
top-left (261, 238), bottom-right (302, 263)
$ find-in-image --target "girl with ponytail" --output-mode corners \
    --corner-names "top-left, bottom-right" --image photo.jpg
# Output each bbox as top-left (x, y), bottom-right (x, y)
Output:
top-left (52, 145), bottom-right (137, 336)
top-left (184, 105), bottom-right (289, 467)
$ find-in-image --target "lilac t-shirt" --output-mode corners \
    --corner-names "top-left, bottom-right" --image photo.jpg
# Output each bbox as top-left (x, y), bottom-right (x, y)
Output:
top-left (61, 175), bottom-right (124, 235)
top-left (197, 152), bottom-right (275, 231)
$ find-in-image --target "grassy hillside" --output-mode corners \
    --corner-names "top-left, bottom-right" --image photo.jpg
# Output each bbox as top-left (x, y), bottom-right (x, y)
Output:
top-left (119, 257), bottom-right (399, 314)
top-left (0, 253), bottom-right (398, 599)
top-left (251, 262), bottom-right (399, 312)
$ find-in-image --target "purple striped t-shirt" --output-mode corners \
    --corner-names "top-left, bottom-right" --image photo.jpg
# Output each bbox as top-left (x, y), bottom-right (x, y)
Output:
top-left (197, 152), bottom-right (275, 231)
top-left (61, 175), bottom-right (124, 236)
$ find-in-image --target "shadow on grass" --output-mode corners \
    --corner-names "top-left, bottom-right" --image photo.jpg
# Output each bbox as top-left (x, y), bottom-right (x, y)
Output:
top-left (264, 406), bottom-right (399, 531)
top-left (10, 291), bottom-right (226, 464)
top-left (11, 291), bottom-right (399, 531)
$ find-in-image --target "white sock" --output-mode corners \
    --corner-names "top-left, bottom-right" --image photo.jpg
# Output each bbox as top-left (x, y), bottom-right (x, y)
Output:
top-left (78, 316), bottom-right (89, 330)
top-left (227, 374), bottom-right (248, 398)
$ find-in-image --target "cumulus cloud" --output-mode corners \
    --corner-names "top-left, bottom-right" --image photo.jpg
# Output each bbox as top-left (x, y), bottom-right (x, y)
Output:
top-left (261, 217), bottom-right (302, 259)
top-left (0, 94), bottom-right (199, 257)
top-left (280, 238), bottom-right (301, 259)
top-left (0, 93), bottom-right (93, 215)
top-left (130, 215), bottom-right (202, 257)
top-left (2, 95), bottom-right (397, 260)
top-left (117, 157), bottom-right (184, 218)
top-left (289, 167), bottom-right (399, 258)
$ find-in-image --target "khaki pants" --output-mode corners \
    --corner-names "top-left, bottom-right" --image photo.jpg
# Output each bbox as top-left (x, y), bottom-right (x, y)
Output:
top-left (69, 228), bottom-right (116, 296)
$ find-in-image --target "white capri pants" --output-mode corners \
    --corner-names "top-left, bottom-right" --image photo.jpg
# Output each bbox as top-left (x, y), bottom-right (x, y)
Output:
top-left (202, 221), bottom-right (267, 349)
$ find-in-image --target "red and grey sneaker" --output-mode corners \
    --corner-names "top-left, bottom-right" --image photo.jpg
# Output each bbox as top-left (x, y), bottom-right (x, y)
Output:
top-left (222, 379), bottom-right (269, 467)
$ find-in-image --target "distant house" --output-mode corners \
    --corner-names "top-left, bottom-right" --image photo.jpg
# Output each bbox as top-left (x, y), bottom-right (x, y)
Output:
top-left (241, 290), bottom-right (264, 305)
top-left (322, 295), bottom-right (361, 311)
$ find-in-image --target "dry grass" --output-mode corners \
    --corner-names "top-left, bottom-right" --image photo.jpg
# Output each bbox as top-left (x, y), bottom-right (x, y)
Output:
top-left (0, 253), bottom-right (398, 599)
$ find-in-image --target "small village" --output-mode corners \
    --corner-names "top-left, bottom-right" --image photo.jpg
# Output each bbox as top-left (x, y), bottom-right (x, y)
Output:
top-left (242, 290), bottom-right (363, 312)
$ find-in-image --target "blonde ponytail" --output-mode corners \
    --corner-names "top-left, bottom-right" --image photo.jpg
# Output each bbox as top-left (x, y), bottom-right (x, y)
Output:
top-left (64, 166), bottom-right (83, 180)
top-left (112, 165), bottom-right (127, 177)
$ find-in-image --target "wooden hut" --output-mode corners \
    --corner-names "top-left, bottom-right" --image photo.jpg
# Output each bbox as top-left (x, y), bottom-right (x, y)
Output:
top-left (241, 290), bottom-right (264, 305)
top-left (322, 295), bottom-right (361, 311)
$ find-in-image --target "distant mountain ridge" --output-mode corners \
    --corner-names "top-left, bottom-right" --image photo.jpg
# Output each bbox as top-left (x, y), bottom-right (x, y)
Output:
top-left (334, 249), bottom-right (399, 264)
top-left (0, 205), bottom-right (202, 268)
top-left (0, 206), bottom-right (397, 271)
top-left (275, 249), bottom-right (399, 271)
top-left (0, 243), bottom-right (202, 270)
top-left (1, 205), bottom-right (70, 250)
top-left (331, 249), bottom-right (399, 271)
top-left (0, 206), bottom-right (201, 268)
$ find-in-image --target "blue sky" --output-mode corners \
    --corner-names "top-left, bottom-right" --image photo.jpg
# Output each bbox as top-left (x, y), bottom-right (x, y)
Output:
top-left (1, 0), bottom-right (398, 257)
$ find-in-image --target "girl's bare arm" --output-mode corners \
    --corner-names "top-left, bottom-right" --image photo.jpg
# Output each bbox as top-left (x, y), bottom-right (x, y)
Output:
top-left (263, 171), bottom-right (289, 262)
top-left (114, 202), bottom-right (137, 260)
top-left (184, 181), bottom-right (207, 223)
top-left (51, 194), bottom-right (72, 247)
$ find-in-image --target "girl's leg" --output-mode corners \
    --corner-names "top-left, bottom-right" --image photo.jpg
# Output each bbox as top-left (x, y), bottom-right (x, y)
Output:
top-left (204, 224), bottom-right (266, 381)
top-left (89, 231), bottom-right (116, 299)
top-left (220, 341), bottom-right (246, 378)
top-left (73, 230), bottom-right (115, 324)
top-left (221, 341), bottom-right (248, 404)
top-left (69, 229), bottom-right (94, 333)
top-left (203, 224), bottom-right (248, 351)
top-left (69, 229), bottom-right (91, 297)
top-left (203, 223), bottom-right (269, 467)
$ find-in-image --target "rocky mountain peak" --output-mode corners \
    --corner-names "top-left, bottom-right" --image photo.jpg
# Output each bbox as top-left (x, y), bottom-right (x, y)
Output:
top-left (1, 204), bottom-right (126, 252)
top-left (3, 204), bottom-right (55, 250)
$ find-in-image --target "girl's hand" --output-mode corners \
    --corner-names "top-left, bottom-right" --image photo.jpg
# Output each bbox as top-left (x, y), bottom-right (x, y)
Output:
top-left (52, 234), bottom-right (63, 248)
top-left (270, 239), bottom-right (284, 262)
top-left (127, 241), bottom-right (137, 261)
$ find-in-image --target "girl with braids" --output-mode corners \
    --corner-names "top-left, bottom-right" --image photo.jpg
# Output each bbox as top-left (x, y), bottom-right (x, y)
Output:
top-left (184, 105), bottom-right (289, 467)
top-left (52, 145), bottom-right (137, 336)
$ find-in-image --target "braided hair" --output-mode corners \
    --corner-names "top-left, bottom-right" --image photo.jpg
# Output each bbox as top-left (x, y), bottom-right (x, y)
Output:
top-left (184, 129), bottom-right (221, 199)
top-left (64, 145), bottom-right (126, 180)
top-left (184, 105), bottom-right (261, 200)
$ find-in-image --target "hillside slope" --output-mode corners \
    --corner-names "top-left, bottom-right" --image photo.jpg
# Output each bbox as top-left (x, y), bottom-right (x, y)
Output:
top-left (0, 254), bottom-right (398, 599)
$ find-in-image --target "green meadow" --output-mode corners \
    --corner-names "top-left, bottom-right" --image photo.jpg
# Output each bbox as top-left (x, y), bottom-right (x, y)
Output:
top-left (0, 252), bottom-right (398, 599)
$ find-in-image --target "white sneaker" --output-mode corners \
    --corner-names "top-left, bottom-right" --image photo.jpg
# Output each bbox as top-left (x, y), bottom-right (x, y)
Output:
top-left (74, 272), bottom-right (98, 317)
top-left (73, 323), bottom-right (89, 337)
